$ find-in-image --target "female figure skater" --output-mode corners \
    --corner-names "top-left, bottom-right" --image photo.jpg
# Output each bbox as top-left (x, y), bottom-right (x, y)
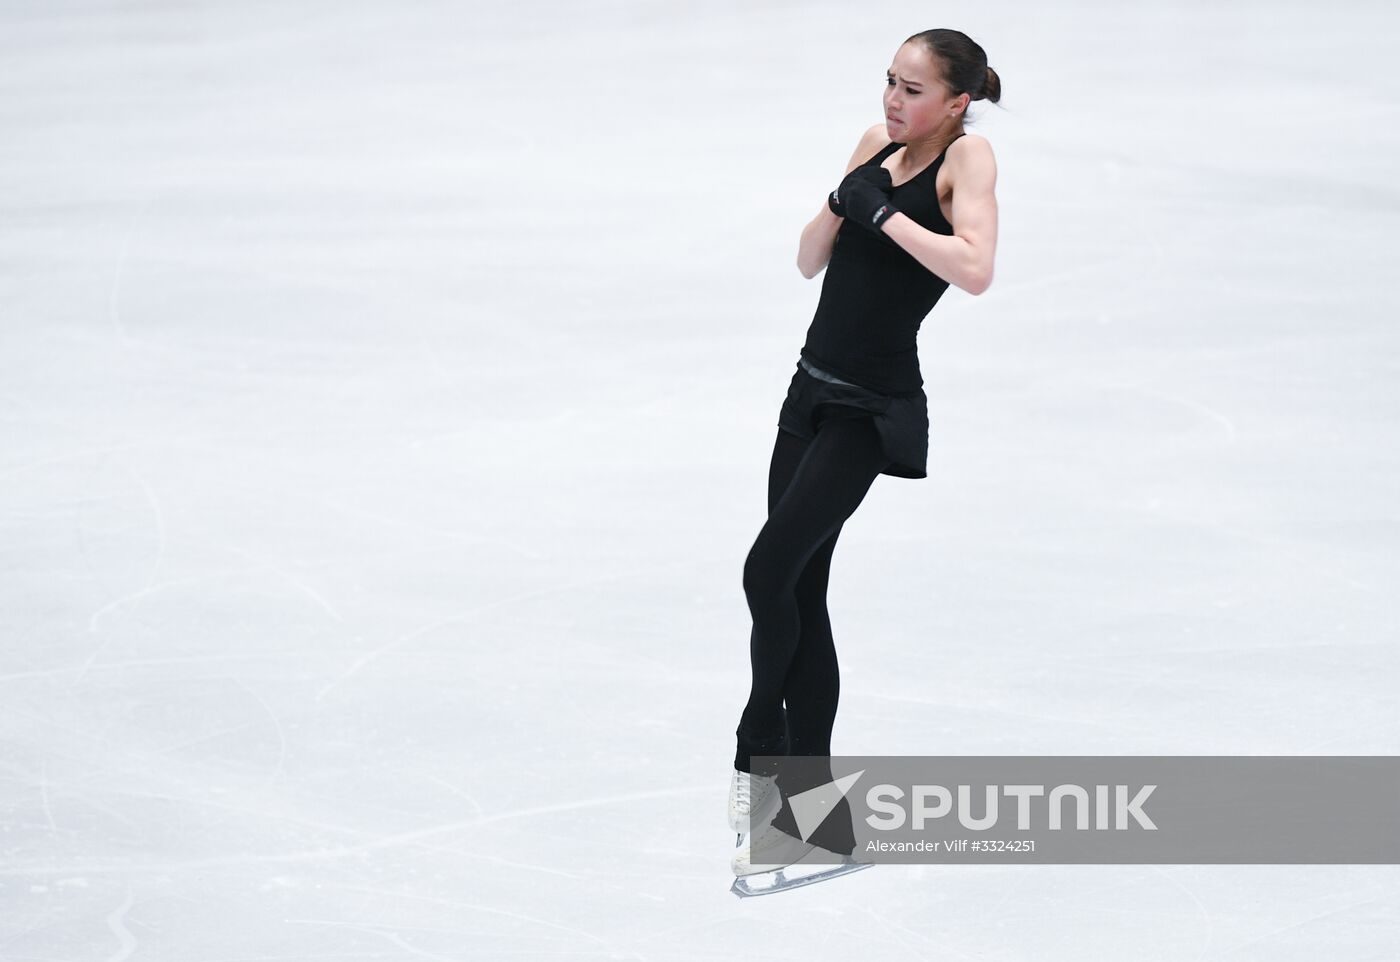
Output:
top-left (729, 28), bottom-right (1001, 877)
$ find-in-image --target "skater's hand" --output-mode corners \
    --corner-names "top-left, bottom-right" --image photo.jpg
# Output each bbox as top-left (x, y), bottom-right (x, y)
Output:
top-left (833, 167), bottom-right (900, 234)
top-left (828, 165), bottom-right (894, 218)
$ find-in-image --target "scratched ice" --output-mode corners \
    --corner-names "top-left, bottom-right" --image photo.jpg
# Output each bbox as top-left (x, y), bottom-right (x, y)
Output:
top-left (2, 1), bottom-right (1399, 959)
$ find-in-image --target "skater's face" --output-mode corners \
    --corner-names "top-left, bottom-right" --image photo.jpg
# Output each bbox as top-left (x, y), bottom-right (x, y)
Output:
top-left (883, 43), bottom-right (967, 141)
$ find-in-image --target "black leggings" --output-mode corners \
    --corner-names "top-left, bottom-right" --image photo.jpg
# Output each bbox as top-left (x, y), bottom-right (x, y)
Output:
top-left (734, 414), bottom-right (890, 773)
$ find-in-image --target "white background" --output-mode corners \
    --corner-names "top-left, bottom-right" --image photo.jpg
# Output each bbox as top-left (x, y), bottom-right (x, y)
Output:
top-left (3, 1), bottom-right (1398, 958)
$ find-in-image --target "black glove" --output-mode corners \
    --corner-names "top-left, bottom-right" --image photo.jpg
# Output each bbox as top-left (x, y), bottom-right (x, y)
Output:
top-left (828, 164), bottom-right (895, 218)
top-left (837, 166), bottom-right (901, 234)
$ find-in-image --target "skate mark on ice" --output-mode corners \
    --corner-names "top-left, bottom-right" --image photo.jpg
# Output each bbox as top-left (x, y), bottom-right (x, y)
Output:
top-left (0, 651), bottom-right (305, 685)
top-left (104, 885), bottom-right (139, 962)
top-left (469, 784), bottom-right (712, 826)
top-left (1124, 384), bottom-right (1238, 443)
top-left (1213, 891), bottom-right (1386, 957)
top-left (229, 676), bottom-right (289, 788)
top-left (1147, 865), bottom-right (1215, 962)
top-left (291, 881), bottom-right (646, 960)
top-left (420, 773), bottom-right (486, 818)
top-left (317, 558), bottom-right (727, 701)
top-left (287, 921), bottom-right (479, 962)
top-left (861, 904), bottom-right (983, 961)
top-left (86, 546), bottom-right (343, 649)
top-left (75, 463), bottom-right (171, 686)
top-left (220, 542), bottom-right (345, 622)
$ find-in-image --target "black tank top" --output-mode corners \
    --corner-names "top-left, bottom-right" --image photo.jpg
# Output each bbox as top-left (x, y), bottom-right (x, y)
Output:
top-left (800, 133), bottom-right (964, 396)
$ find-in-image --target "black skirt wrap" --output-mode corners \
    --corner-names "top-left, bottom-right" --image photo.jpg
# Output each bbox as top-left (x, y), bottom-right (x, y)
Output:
top-left (776, 357), bottom-right (929, 480)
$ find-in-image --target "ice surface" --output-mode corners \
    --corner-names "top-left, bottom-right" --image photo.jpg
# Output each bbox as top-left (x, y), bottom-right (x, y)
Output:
top-left (2, 0), bottom-right (1398, 959)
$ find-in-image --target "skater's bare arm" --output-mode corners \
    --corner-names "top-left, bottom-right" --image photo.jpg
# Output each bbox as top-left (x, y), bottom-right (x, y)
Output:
top-left (797, 124), bottom-right (891, 279)
top-left (879, 134), bottom-right (998, 295)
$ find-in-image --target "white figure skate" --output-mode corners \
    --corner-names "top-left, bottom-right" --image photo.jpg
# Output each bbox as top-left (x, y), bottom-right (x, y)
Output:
top-left (728, 769), bottom-right (781, 845)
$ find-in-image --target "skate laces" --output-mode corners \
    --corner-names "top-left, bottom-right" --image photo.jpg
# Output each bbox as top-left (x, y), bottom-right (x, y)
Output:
top-left (737, 771), bottom-right (775, 812)
top-left (736, 772), bottom-right (754, 809)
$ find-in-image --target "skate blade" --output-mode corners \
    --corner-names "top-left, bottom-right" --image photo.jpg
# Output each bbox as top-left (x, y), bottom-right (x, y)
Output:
top-left (729, 859), bottom-right (872, 898)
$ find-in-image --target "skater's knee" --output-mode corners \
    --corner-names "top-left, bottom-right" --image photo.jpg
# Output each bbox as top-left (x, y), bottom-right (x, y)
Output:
top-left (741, 550), bottom-right (768, 603)
top-left (742, 544), bottom-right (790, 605)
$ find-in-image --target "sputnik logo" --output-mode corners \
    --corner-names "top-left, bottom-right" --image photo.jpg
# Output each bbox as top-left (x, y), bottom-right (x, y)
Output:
top-left (785, 770), bottom-right (865, 841)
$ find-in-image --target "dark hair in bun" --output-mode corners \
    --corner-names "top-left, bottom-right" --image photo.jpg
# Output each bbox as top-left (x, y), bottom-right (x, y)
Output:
top-left (905, 29), bottom-right (1002, 124)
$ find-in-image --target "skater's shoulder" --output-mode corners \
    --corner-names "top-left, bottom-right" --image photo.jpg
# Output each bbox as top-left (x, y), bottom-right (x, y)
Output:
top-left (858, 123), bottom-right (895, 156)
top-left (860, 122), bottom-right (894, 149)
top-left (843, 124), bottom-right (896, 174)
top-left (949, 132), bottom-right (994, 158)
